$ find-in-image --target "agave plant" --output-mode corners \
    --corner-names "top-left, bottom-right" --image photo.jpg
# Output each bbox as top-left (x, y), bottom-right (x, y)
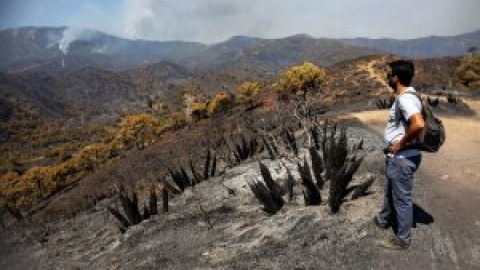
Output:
top-left (231, 135), bottom-right (260, 163)
top-left (249, 162), bottom-right (285, 214)
top-left (108, 186), bottom-right (159, 233)
top-left (297, 158), bottom-right (321, 205)
top-left (427, 97), bottom-right (440, 108)
top-left (376, 97), bottom-right (395, 109)
top-left (350, 176), bottom-right (375, 200)
top-left (447, 94), bottom-right (460, 105)
top-left (328, 153), bottom-right (365, 213)
top-left (285, 167), bottom-right (296, 202)
top-left (162, 187), bottom-right (169, 213)
top-left (167, 167), bottom-right (191, 192)
top-left (283, 128), bottom-right (298, 156)
top-left (309, 121), bottom-right (369, 213)
top-left (309, 125), bottom-right (321, 151)
top-left (262, 135), bottom-right (277, 160)
top-left (309, 147), bottom-right (324, 190)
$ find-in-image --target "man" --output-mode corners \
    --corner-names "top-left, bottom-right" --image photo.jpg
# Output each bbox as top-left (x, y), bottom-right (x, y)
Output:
top-left (374, 59), bottom-right (425, 249)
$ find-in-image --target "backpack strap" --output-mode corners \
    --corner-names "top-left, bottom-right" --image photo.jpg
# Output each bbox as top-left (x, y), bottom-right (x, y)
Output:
top-left (394, 91), bottom-right (425, 150)
top-left (394, 91), bottom-right (422, 126)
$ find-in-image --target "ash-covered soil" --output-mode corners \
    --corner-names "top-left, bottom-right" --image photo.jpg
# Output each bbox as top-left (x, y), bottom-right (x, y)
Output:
top-left (2, 51), bottom-right (480, 270)
top-left (3, 96), bottom-right (479, 270)
top-left (1, 125), bottom-right (393, 270)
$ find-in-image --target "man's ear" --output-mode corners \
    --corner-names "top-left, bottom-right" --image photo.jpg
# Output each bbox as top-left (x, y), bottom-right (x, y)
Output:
top-left (392, 76), bottom-right (401, 86)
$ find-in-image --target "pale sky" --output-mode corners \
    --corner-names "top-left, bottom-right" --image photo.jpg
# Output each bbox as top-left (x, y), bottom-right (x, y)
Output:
top-left (1, 0), bottom-right (479, 43)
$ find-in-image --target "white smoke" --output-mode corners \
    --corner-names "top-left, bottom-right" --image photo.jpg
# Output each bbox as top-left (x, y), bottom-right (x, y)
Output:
top-left (123, 0), bottom-right (271, 43)
top-left (58, 27), bottom-right (98, 54)
top-left (46, 30), bottom-right (63, 49)
top-left (91, 45), bottom-right (111, 54)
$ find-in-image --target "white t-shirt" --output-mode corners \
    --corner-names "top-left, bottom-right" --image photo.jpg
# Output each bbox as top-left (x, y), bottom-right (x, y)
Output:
top-left (384, 87), bottom-right (422, 157)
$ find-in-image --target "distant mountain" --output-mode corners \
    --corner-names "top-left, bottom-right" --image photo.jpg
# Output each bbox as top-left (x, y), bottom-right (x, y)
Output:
top-left (180, 34), bottom-right (381, 73)
top-left (0, 27), bottom-right (381, 73)
top-left (2, 27), bottom-right (478, 74)
top-left (0, 27), bottom-right (206, 72)
top-left (340, 30), bottom-right (480, 58)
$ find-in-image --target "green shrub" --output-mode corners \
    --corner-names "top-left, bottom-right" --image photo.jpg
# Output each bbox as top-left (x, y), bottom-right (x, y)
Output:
top-left (277, 62), bottom-right (327, 93)
top-left (207, 92), bottom-right (233, 115)
top-left (456, 55), bottom-right (480, 88)
top-left (237, 82), bottom-right (262, 104)
top-left (112, 114), bottom-right (162, 149)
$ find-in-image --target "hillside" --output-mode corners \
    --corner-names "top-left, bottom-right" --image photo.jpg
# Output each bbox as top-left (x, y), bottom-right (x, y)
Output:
top-left (1, 53), bottom-right (473, 174)
top-left (0, 27), bottom-right (206, 72)
top-left (1, 54), bottom-right (479, 269)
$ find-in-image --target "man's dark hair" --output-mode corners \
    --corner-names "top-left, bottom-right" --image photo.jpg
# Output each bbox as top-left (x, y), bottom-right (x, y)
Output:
top-left (388, 60), bottom-right (415, 86)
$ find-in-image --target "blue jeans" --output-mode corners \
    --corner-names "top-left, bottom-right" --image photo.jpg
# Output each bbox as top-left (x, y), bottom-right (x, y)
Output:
top-left (378, 155), bottom-right (421, 242)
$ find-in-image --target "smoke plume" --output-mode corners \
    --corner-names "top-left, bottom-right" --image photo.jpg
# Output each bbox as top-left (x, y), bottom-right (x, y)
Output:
top-left (124, 0), bottom-right (276, 43)
top-left (58, 27), bottom-right (99, 54)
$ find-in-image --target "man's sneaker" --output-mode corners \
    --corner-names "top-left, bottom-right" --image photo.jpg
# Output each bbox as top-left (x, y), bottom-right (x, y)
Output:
top-left (373, 216), bottom-right (389, 229)
top-left (376, 237), bottom-right (410, 250)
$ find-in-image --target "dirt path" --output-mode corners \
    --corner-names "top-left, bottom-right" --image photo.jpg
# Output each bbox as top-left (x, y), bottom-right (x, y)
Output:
top-left (348, 99), bottom-right (480, 270)
top-left (357, 56), bottom-right (389, 90)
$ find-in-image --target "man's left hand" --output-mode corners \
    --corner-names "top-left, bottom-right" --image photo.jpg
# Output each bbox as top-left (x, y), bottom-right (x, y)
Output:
top-left (388, 141), bottom-right (404, 154)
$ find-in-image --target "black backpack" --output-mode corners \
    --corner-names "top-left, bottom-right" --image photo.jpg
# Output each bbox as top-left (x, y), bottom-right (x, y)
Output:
top-left (396, 92), bottom-right (445, 152)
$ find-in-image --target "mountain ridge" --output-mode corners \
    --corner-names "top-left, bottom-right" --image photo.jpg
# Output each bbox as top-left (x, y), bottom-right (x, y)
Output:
top-left (339, 29), bottom-right (480, 58)
top-left (1, 27), bottom-right (479, 73)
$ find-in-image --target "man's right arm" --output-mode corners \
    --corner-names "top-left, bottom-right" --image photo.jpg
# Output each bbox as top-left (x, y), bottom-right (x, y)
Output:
top-left (389, 96), bottom-right (424, 153)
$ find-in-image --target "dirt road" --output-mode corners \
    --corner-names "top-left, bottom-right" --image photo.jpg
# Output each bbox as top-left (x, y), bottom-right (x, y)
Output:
top-left (349, 99), bottom-right (480, 270)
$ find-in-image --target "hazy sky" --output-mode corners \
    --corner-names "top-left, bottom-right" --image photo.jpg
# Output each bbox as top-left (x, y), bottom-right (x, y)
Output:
top-left (1, 0), bottom-right (479, 43)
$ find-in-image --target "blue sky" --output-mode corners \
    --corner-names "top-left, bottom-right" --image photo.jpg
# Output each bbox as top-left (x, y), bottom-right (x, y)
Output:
top-left (1, 0), bottom-right (479, 43)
